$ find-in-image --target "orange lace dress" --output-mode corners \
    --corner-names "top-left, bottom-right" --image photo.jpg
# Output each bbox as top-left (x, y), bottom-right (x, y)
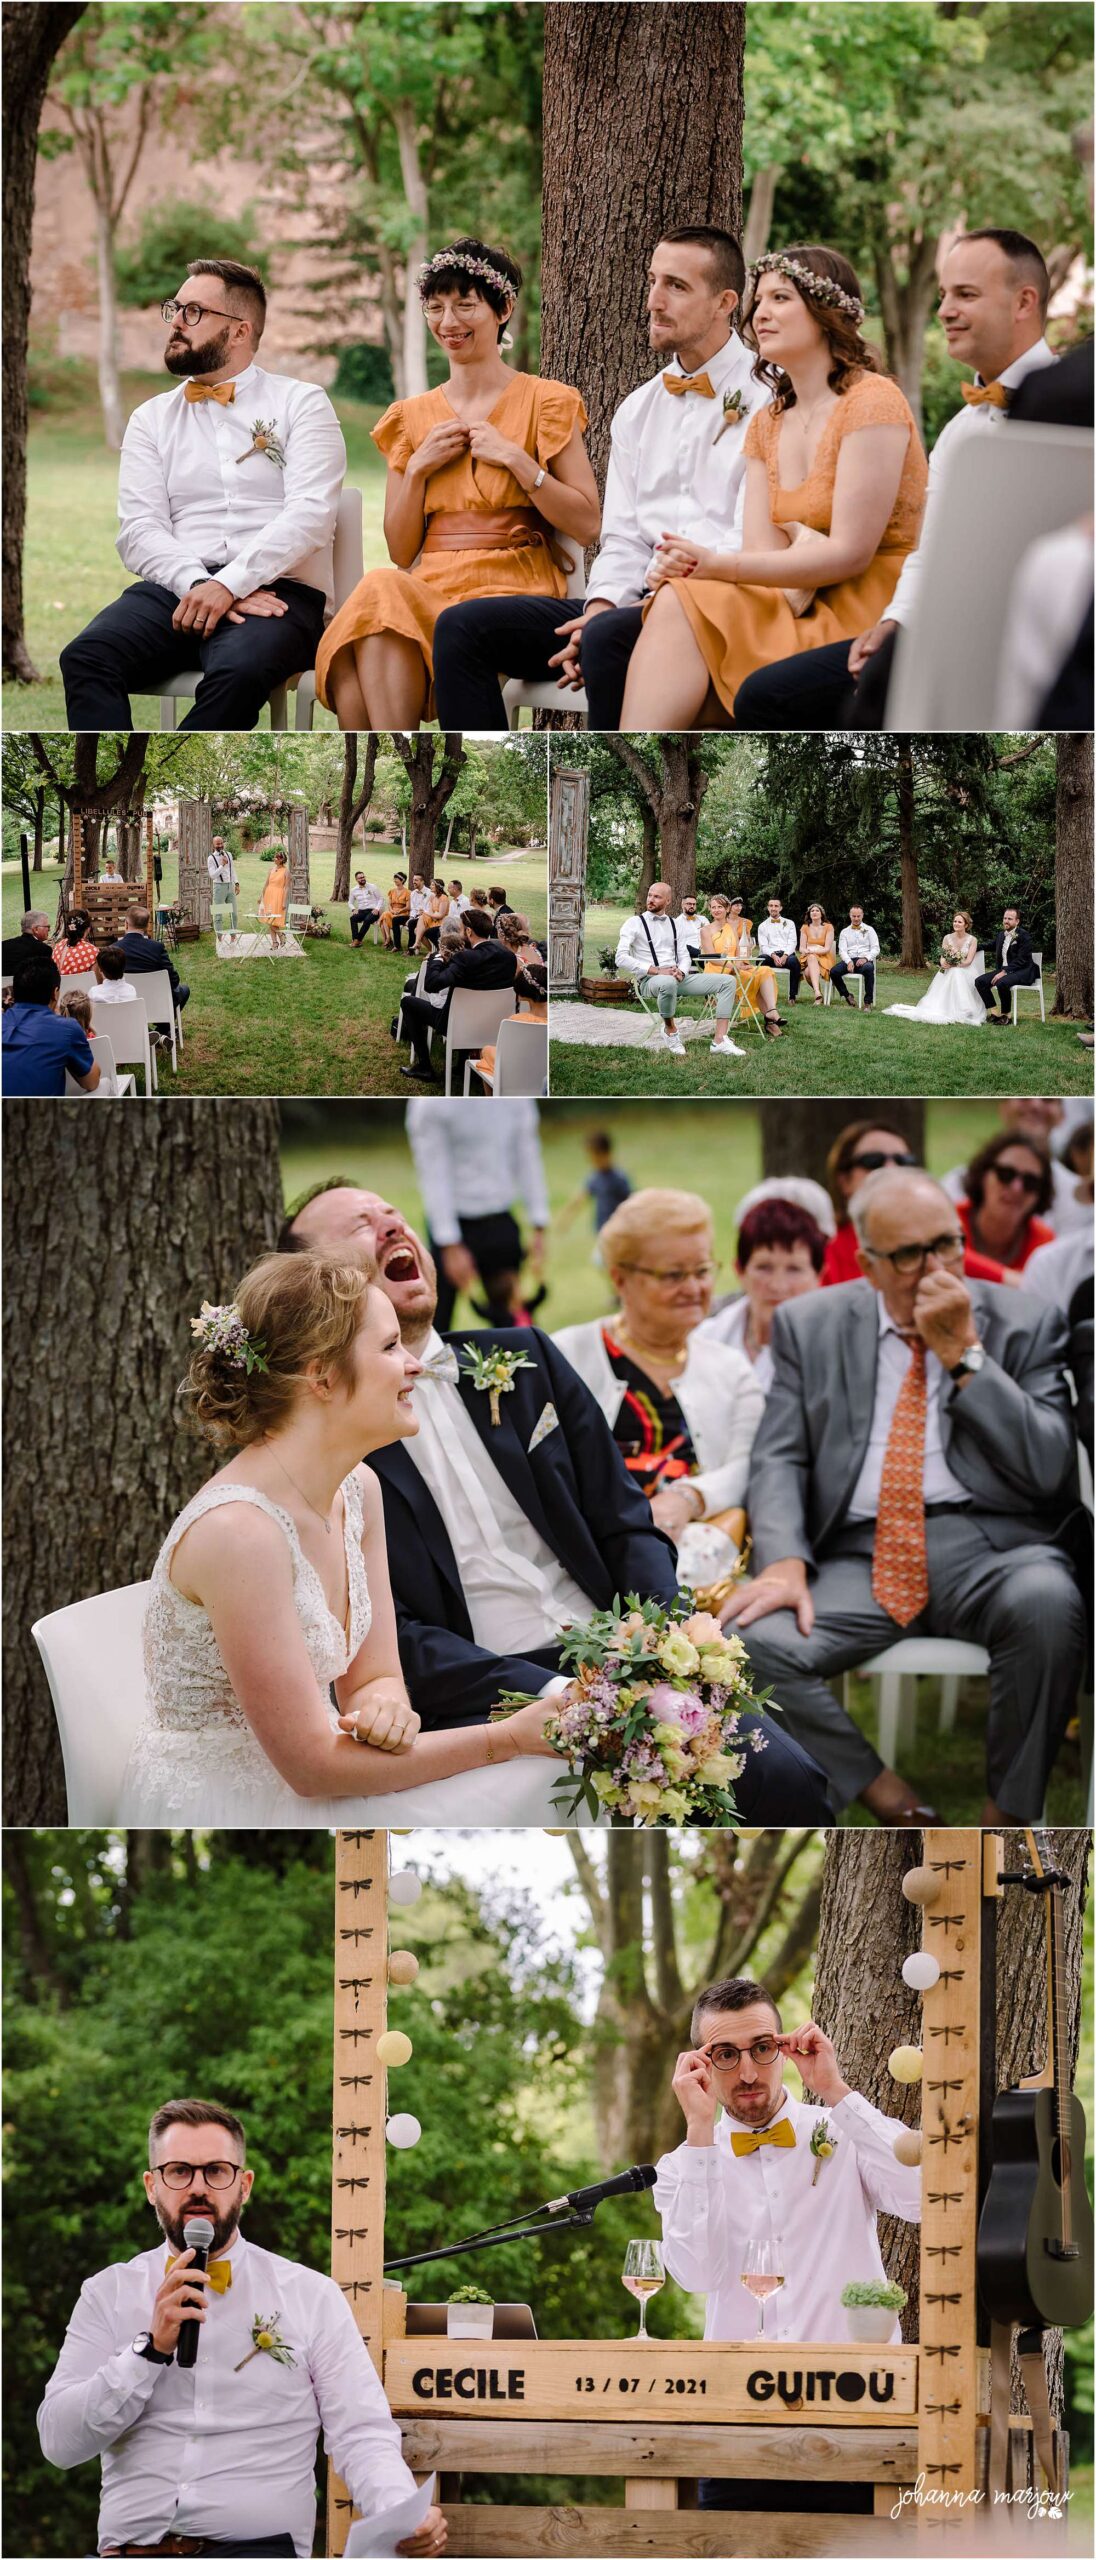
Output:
top-left (800, 923), bottom-right (836, 978)
top-left (666, 370), bottom-right (926, 716)
top-left (700, 921), bottom-right (775, 1018)
top-left (314, 374), bottom-right (588, 715)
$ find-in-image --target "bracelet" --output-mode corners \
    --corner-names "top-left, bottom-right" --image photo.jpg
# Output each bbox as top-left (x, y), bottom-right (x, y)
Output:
top-left (485, 1725), bottom-right (514, 1767)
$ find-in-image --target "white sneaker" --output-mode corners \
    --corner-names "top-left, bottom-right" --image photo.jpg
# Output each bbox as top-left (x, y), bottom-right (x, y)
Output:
top-left (660, 1032), bottom-right (686, 1057)
top-left (710, 1036), bottom-right (745, 1057)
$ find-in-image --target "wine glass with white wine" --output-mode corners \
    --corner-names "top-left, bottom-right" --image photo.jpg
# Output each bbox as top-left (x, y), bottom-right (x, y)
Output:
top-left (740, 2233), bottom-right (784, 2338)
top-left (622, 2239), bottom-right (664, 2340)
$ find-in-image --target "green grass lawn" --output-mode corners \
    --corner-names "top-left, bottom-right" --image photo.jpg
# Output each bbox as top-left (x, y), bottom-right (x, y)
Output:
top-left (4, 846), bottom-right (546, 1095)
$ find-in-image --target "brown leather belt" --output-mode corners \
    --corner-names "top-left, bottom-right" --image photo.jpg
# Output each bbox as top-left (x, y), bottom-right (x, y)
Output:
top-left (423, 507), bottom-right (547, 552)
top-left (103, 2540), bottom-right (220, 2556)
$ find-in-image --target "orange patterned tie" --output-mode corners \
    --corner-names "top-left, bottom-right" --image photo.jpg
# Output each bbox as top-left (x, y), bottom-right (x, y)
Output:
top-left (183, 380), bottom-right (237, 406)
top-left (872, 1339), bottom-right (930, 1627)
top-left (960, 381), bottom-right (1010, 410)
top-left (663, 372), bottom-right (716, 399)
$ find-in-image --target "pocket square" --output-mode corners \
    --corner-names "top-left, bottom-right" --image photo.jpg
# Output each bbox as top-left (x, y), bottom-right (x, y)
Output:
top-left (528, 1402), bottom-right (559, 1451)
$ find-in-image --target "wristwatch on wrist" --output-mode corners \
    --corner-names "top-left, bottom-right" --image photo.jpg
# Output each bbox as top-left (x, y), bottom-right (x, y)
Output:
top-left (947, 1342), bottom-right (986, 1382)
top-left (132, 2332), bottom-right (174, 2364)
top-left (531, 465), bottom-right (546, 491)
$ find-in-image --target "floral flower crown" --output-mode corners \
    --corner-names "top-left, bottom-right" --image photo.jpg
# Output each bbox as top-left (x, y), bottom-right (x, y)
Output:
top-left (749, 252), bottom-right (865, 326)
top-left (416, 248), bottom-right (515, 302)
top-left (190, 1300), bottom-right (269, 1375)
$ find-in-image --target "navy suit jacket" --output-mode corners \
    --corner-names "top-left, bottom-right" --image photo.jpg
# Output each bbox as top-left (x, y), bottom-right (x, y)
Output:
top-left (991, 927), bottom-right (1037, 982)
top-left (365, 1325), bottom-right (678, 1723)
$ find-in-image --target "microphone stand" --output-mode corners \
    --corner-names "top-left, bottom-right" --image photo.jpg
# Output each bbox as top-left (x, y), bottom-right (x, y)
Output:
top-left (385, 2203), bottom-right (601, 2276)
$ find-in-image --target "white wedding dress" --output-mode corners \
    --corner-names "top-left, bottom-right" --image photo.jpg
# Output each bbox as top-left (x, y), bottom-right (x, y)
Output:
top-left (885, 942), bottom-right (985, 1027)
top-left (122, 1476), bottom-right (573, 1828)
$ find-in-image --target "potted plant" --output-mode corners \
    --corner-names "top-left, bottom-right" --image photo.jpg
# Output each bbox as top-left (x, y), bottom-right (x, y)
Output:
top-left (304, 905), bottom-right (331, 939)
top-left (581, 945), bottom-right (632, 1006)
top-left (446, 2284), bottom-right (494, 2341)
top-left (841, 2279), bottom-right (907, 2343)
top-left (173, 904), bottom-right (200, 943)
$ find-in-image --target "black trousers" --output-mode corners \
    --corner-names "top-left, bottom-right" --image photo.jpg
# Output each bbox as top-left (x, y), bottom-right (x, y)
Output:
top-left (350, 909), bottom-right (381, 944)
top-left (60, 577), bottom-right (327, 731)
top-left (432, 595), bottom-right (645, 730)
top-left (976, 965), bottom-right (1039, 1016)
top-left (732, 629), bottom-right (898, 731)
top-left (432, 1208), bottom-right (525, 1329)
top-left (766, 951), bottom-right (802, 1000)
top-left (830, 957), bottom-right (875, 1006)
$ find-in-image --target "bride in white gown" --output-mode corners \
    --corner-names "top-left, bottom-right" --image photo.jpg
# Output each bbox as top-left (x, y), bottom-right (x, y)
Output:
top-left (123, 1250), bottom-right (570, 1828)
top-left (884, 912), bottom-right (985, 1027)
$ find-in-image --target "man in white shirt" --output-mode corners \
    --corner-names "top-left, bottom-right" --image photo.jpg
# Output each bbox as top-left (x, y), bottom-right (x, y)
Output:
top-left (406, 1094), bottom-right (549, 1328)
top-left (615, 882), bottom-right (742, 1059)
top-left (755, 899), bottom-right (801, 1002)
top-left (60, 259), bottom-right (346, 732)
top-left (92, 947), bottom-right (139, 1004)
top-left (673, 895), bottom-right (706, 965)
top-left (734, 226), bottom-right (1059, 730)
top-left (38, 2096), bottom-right (443, 2560)
top-left (207, 838), bottom-right (240, 934)
top-left (432, 226), bottom-right (764, 729)
top-left (349, 873), bottom-right (383, 945)
top-left (830, 907), bottom-right (880, 1007)
top-left (655, 1976), bottom-right (919, 2516)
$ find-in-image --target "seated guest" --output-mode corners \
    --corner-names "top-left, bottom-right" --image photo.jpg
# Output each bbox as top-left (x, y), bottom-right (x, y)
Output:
top-left (395, 917), bottom-right (464, 1042)
top-left (349, 872), bottom-right (383, 945)
top-left (798, 902), bottom-right (835, 999)
top-left (954, 1130), bottom-right (1055, 1272)
top-left (467, 886), bottom-right (491, 919)
top-left (698, 1198), bottom-right (826, 1392)
top-left (380, 872), bottom-right (411, 949)
top-left (755, 897), bottom-right (800, 999)
top-left (470, 958), bottom-right (549, 1087)
top-left (432, 225), bottom-right (762, 730)
top-left (674, 894), bottom-right (706, 965)
top-left (943, 1099), bottom-right (1091, 1236)
top-left (92, 944), bottom-right (138, 1004)
top-left (118, 907), bottom-right (190, 1016)
top-left (53, 912), bottom-right (98, 976)
top-left (60, 259), bottom-right (346, 732)
top-left (700, 893), bottom-right (783, 1038)
top-left (821, 1119), bottom-right (1017, 1290)
top-left (2, 951), bottom-right (100, 1095)
top-left (313, 237), bottom-right (598, 729)
top-left (399, 906), bottom-right (517, 1082)
top-left (724, 1166), bottom-right (1087, 1822)
top-left (619, 245), bottom-right (926, 729)
top-left (496, 909), bottom-right (546, 999)
top-left (488, 886), bottom-right (516, 935)
top-left (413, 880), bottom-right (451, 953)
top-left (553, 1188), bottom-right (764, 1540)
top-left (974, 904), bottom-right (1040, 1022)
top-left (830, 904), bottom-right (880, 1006)
top-left (616, 881), bottom-right (742, 1060)
top-left (59, 987), bottom-right (128, 1095)
top-left (2, 910), bottom-right (51, 979)
top-left (733, 229), bottom-right (1059, 730)
top-left (447, 878), bottom-right (470, 914)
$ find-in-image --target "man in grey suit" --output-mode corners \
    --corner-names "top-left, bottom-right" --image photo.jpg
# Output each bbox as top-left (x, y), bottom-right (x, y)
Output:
top-left (725, 1169), bottom-right (1086, 1823)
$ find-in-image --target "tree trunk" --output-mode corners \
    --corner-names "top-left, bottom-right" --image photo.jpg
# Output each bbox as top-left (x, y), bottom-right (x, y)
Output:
top-left (603, 735), bottom-right (708, 909)
top-left (896, 736), bottom-right (923, 970)
top-left (391, 733), bottom-right (467, 878)
top-left (393, 98), bottom-right (429, 401)
top-left (94, 193), bottom-right (126, 451)
top-left (288, 804), bottom-right (310, 907)
top-left (760, 1099), bottom-right (925, 1181)
top-left (1, 1), bottom-right (87, 680)
top-left (32, 787), bottom-right (45, 871)
top-left (2, 1102), bottom-right (284, 1823)
top-left (636, 801), bottom-right (658, 908)
top-left (1052, 735), bottom-right (1092, 1020)
top-left (4, 1831), bottom-right (68, 2004)
top-left (542, 3), bottom-right (746, 493)
top-left (177, 798), bottom-right (213, 928)
top-left (742, 164), bottom-right (781, 266)
top-left (333, 733), bottom-right (379, 902)
top-left (871, 233), bottom-right (940, 444)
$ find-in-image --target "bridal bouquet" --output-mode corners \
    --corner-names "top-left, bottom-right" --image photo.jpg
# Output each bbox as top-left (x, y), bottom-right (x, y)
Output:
top-left (500, 1595), bottom-right (771, 1827)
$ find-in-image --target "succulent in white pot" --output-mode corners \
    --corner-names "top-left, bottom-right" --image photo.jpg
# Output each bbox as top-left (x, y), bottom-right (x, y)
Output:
top-left (840, 2278), bottom-right (907, 2343)
top-left (446, 2283), bottom-right (494, 2340)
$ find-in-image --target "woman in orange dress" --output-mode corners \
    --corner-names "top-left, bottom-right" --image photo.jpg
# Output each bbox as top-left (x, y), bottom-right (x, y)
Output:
top-left (699, 893), bottom-right (783, 1038)
top-left (315, 237), bottom-right (600, 730)
top-left (619, 245), bottom-right (927, 729)
top-left (799, 902), bottom-right (836, 1001)
top-left (259, 849), bottom-right (290, 948)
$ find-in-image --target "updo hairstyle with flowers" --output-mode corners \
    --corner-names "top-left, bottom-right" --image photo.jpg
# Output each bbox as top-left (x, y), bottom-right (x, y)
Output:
top-left (182, 1251), bottom-right (377, 1453)
top-left (743, 243), bottom-right (883, 412)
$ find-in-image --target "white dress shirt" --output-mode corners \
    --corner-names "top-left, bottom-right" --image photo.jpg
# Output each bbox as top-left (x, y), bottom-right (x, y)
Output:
top-left (589, 334), bottom-right (767, 608)
top-left (551, 1319), bottom-right (764, 1515)
top-left (406, 1098), bottom-right (549, 1243)
top-left (697, 1294), bottom-right (775, 1398)
top-left (837, 923), bottom-right (880, 966)
top-left (654, 2087), bottom-right (920, 2344)
top-left (886, 336), bottom-right (1057, 629)
top-left (37, 2232), bottom-right (415, 2557)
top-left (615, 910), bottom-right (688, 977)
top-left (349, 882), bottom-right (382, 913)
top-left (846, 1298), bottom-right (970, 1520)
top-left (91, 981), bottom-right (138, 1005)
top-left (756, 916), bottom-right (798, 964)
top-left (674, 908), bottom-right (706, 952)
top-left (207, 852), bottom-right (236, 888)
top-left (407, 1331), bottom-right (594, 1658)
top-left (117, 361), bottom-right (347, 610)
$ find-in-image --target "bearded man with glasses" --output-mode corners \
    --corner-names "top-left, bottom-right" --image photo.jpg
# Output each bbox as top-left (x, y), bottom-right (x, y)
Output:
top-left (38, 2098), bottom-right (445, 2560)
top-left (724, 1166), bottom-right (1087, 1824)
top-left (60, 260), bottom-right (346, 731)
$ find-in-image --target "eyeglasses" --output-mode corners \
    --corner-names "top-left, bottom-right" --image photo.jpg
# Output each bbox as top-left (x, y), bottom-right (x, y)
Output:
top-left (626, 1262), bottom-right (719, 1286)
top-left (990, 1164), bottom-right (1043, 1196)
top-left (701, 2036), bottom-right (781, 2072)
top-left (161, 299), bottom-right (238, 330)
top-left (154, 2160), bottom-right (243, 2190)
top-left (863, 1234), bottom-right (965, 1276)
top-left (849, 1150), bottom-right (918, 1174)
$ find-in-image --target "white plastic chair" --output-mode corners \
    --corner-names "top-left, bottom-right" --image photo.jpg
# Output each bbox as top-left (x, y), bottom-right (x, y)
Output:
top-left (443, 986), bottom-right (516, 1093)
top-left (286, 901), bottom-right (312, 951)
top-left (158, 489), bottom-right (364, 733)
top-left (32, 1582), bottom-right (152, 1821)
top-left (91, 996), bottom-right (155, 1095)
top-left (58, 968), bottom-right (98, 994)
top-left (824, 968), bottom-right (866, 1009)
top-left (503, 556), bottom-right (588, 728)
top-left (64, 1034), bottom-right (135, 1098)
top-left (124, 966), bottom-right (180, 1078)
top-left (463, 1013), bottom-right (548, 1095)
top-left (887, 422), bottom-right (1095, 730)
top-left (1011, 951), bottom-right (1045, 1026)
top-left (848, 1637), bottom-right (991, 1767)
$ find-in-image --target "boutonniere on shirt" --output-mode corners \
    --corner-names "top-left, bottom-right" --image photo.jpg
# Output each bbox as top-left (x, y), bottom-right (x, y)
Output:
top-left (458, 1341), bottom-right (537, 1426)
top-left (809, 2118), bottom-right (838, 2186)
top-left (714, 388), bottom-right (750, 445)
top-left (235, 419), bottom-right (286, 468)
top-left (234, 2311), bottom-right (296, 2370)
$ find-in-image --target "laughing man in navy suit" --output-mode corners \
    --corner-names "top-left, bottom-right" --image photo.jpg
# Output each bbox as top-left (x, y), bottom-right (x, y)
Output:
top-left (278, 1179), bottom-right (830, 1822)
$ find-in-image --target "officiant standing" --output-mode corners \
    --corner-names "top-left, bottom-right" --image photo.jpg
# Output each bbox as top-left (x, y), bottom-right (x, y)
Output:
top-left (38, 2097), bottom-right (445, 2560)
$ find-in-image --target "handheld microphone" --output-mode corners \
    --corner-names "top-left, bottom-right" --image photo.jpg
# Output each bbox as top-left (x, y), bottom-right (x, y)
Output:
top-left (545, 2164), bottom-right (657, 2214)
top-left (177, 2215), bottom-right (215, 2368)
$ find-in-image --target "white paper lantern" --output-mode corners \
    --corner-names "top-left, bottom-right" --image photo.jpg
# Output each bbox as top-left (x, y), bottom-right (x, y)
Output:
top-left (386, 2113), bottom-right (422, 2149)
top-left (888, 2044), bottom-right (924, 2085)
top-left (389, 1871), bottom-right (422, 1907)
top-left (387, 1949), bottom-right (420, 1987)
top-left (893, 2129), bottom-right (922, 2167)
top-left (901, 1866), bottom-right (942, 1908)
top-left (901, 1952), bottom-right (941, 1993)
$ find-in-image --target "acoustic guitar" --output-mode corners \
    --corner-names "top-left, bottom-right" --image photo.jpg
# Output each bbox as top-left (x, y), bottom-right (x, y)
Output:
top-left (977, 1828), bottom-right (1093, 2332)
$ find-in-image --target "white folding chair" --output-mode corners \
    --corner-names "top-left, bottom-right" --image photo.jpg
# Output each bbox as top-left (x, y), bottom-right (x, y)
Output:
top-left (64, 1034), bottom-right (135, 1098)
top-left (823, 969), bottom-right (865, 1009)
top-left (443, 986), bottom-right (516, 1093)
top-left (32, 1582), bottom-right (153, 1820)
top-left (503, 556), bottom-right (588, 728)
top-left (158, 489), bottom-right (364, 732)
top-left (286, 901), bottom-right (312, 952)
top-left (887, 422), bottom-right (1095, 730)
top-left (91, 996), bottom-right (155, 1095)
top-left (1011, 951), bottom-right (1045, 1025)
top-left (700, 962), bottom-right (765, 1040)
top-left (463, 1013), bottom-right (548, 1095)
top-left (58, 968), bottom-right (98, 994)
top-left (846, 1636), bottom-right (991, 1769)
top-left (124, 966), bottom-right (180, 1077)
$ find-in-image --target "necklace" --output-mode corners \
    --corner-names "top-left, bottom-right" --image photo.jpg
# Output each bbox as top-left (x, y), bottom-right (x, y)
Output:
top-left (268, 1447), bottom-right (335, 1536)
top-left (611, 1317), bottom-right (689, 1376)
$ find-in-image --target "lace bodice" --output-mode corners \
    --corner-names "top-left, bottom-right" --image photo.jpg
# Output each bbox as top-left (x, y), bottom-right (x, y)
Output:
top-left (141, 1474), bottom-right (372, 1735)
top-left (745, 370), bottom-right (927, 549)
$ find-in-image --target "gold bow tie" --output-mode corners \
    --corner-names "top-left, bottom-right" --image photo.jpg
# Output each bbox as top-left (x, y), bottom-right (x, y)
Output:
top-left (183, 380), bottom-right (237, 406)
top-left (663, 371), bottom-right (716, 399)
top-left (730, 2118), bottom-right (797, 2157)
top-left (167, 2251), bottom-right (232, 2292)
top-left (960, 381), bottom-right (1010, 410)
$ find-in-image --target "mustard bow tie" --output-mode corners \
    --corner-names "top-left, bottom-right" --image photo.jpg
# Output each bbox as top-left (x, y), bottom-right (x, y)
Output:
top-left (730, 2118), bottom-right (797, 2157)
top-left (960, 381), bottom-right (1010, 410)
top-left (183, 380), bottom-right (237, 406)
top-left (663, 371), bottom-right (716, 399)
top-left (167, 2251), bottom-right (232, 2292)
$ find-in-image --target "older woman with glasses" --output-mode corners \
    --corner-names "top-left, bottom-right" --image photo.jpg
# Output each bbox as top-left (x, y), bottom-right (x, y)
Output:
top-left (552, 1187), bottom-right (763, 1539)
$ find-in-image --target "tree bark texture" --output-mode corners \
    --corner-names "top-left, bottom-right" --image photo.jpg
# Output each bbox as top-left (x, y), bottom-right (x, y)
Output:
top-left (391, 733), bottom-right (467, 879)
top-left (1052, 735), bottom-right (1093, 1020)
top-left (1, 1), bottom-right (87, 681)
top-left (896, 735), bottom-right (924, 970)
top-left (333, 734), bottom-right (379, 902)
top-left (542, 3), bottom-right (746, 494)
top-left (760, 1098), bottom-right (925, 1182)
top-left (603, 735), bottom-right (710, 907)
top-left (3, 1100), bottom-right (283, 1822)
top-left (178, 798), bottom-right (213, 928)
